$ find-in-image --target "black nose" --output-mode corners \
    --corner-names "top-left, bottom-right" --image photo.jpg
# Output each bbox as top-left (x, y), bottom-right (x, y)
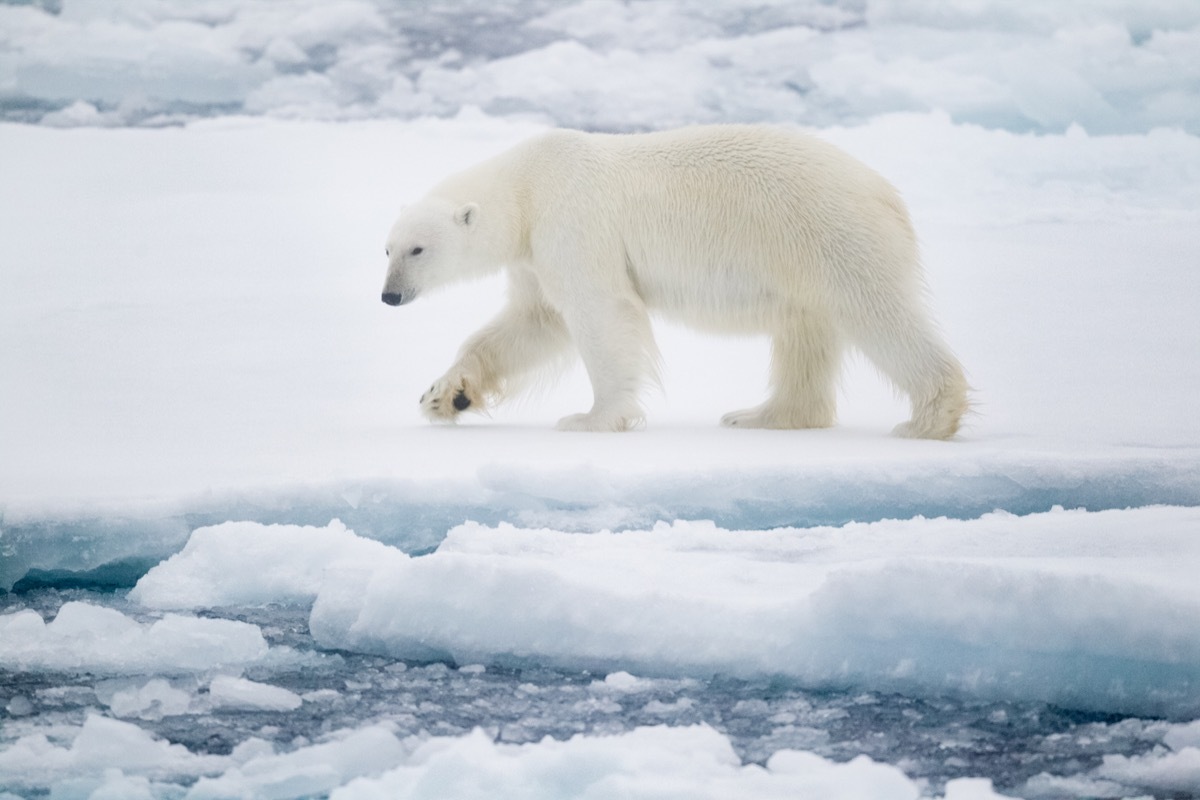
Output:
top-left (381, 292), bottom-right (403, 306)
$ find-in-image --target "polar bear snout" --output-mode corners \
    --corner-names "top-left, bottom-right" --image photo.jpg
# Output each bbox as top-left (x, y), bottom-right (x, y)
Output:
top-left (381, 291), bottom-right (404, 306)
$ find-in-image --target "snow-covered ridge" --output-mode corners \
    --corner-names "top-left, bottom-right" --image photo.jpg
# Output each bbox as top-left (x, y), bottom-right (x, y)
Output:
top-left (135, 508), bottom-right (1200, 718)
top-left (4, 450), bottom-right (1199, 593)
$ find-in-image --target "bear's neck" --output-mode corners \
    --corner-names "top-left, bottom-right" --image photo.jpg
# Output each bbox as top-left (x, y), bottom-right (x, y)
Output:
top-left (435, 152), bottom-right (530, 274)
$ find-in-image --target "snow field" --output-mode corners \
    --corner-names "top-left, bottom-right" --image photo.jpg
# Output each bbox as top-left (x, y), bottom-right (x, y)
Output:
top-left (2, 113), bottom-right (1198, 515)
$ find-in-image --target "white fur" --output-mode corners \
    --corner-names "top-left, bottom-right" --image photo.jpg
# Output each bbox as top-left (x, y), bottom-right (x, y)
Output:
top-left (383, 125), bottom-right (969, 438)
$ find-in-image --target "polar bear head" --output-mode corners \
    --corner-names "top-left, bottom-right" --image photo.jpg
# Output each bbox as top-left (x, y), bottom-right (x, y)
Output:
top-left (381, 198), bottom-right (481, 306)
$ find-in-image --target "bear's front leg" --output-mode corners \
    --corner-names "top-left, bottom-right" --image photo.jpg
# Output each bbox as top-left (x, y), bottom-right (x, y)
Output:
top-left (419, 277), bottom-right (574, 424)
top-left (555, 294), bottom-right (659, 432)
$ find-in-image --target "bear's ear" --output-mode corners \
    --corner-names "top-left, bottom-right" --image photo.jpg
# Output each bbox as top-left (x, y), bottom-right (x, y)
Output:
top-left (454, 203), bottom-right (479, 227)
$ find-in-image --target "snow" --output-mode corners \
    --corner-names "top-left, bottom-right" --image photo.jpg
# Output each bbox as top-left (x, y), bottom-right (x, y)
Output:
top-left (329, 725), bottom-right (929, 800)
top-left (1165, 721), bottom-right (1200, 751)
top-left (0, 113), bottom-right (1197, 517)
top-left (207, 675), bottom-right (303, 713)
top-left (100, 678), bottom-right (193, 720)
top-left (0, 717), bottom-right (1018, 800)
top-left (2, 1), bottom-right (1198, 133)
top-left (128, 519), bottom-right (395, 610)
top-left (0, 602), bottom-right (269, 674)
top-left (1097, 746), bottom-right (1200, 798)
top-left (0, 714), bottom-right (227, 792)
top-left (0, 715), bottom-right (406, 799)
top-left (185, 725), bottom-right (407, 800)
top-left (3, 1), bottom-right (1200, 797)
top-left (121, 508), bottom-right (1182, 718)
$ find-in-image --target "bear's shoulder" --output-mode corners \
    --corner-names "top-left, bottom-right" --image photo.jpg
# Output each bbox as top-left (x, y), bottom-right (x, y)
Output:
top-left (524, 128), bottom-right (596, 157)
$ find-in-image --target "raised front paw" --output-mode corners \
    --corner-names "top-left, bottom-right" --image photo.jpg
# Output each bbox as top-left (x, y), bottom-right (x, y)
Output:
top-left (420, 374), bottom-right (481, 423)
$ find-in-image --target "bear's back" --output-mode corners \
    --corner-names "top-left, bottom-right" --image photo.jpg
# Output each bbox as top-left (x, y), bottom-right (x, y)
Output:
top-left (517, 126), bottom-right (915, 332)
top-left (523, 125), bottom-right (901, 236)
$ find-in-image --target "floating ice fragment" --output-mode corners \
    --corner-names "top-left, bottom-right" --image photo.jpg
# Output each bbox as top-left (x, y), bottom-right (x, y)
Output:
top-left (331, 725), bottom-right (920, 800)
top-left (0, 602), bottom-right (268, 674)
top-left (601, 671), bottom-right (644, 691)
top-left (939, 777), bottom-right (1015, 799)
top-left (1165, 720), bottom-right (1200, 751)
top-left (1096, 746), bottom-right (1200, 797)
top-left (302, 689), bottom-right (342, 703)
top-left (131, 519), bottom-right (398, 610)
top-left (84, 769), bottom-right (156, 800)
top-left (643, 697), bottom-right (695, 716)
top-left (184, 725), bottom-right (406, 800)
top-left (101, 678), bottom-right (194, 720)
top-left (4, 695), bottom-right (34, 717)
top-left (208, 675), bottom-right (303, 712)
top-left (0, 715), bottom-right (226, 787)
top-left (309, 507), bottom-right (1200, 717)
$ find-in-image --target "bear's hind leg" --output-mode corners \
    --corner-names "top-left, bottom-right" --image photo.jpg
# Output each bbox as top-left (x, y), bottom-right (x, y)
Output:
top-left (721, 310), bottom-right (841, 430)
top-left (843, 299), bottom-right (968, 440)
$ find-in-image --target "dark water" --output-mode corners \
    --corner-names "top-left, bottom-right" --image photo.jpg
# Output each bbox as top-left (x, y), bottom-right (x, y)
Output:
top-left (3, 460), bottom-right (1198, 795)
top-left (0, 587), bottom-right (1164, 798)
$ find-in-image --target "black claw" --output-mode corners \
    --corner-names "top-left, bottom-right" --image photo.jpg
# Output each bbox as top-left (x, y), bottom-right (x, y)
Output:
top-left (453, 391), bottom-right (471, 411)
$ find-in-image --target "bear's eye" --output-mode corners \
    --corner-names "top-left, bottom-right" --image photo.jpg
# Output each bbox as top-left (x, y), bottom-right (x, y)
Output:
top-left (410, 246), bottom-right (424, 256)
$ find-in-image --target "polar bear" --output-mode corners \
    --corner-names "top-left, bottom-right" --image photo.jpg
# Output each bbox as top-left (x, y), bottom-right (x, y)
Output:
top-left (381, 125), bottom-right (969, 438)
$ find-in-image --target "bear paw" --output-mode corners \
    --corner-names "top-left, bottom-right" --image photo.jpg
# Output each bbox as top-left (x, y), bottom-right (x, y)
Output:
top-left (555, 411), bottom-right (640, 432)
top-left (892, 418), bottom-right (958, 440)
top-left (721, 404), bottom-right (834, 430)
top-left (720, 407), bottom-right (773, 429)
top-left (420, 375), bottom-right (482, 423)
